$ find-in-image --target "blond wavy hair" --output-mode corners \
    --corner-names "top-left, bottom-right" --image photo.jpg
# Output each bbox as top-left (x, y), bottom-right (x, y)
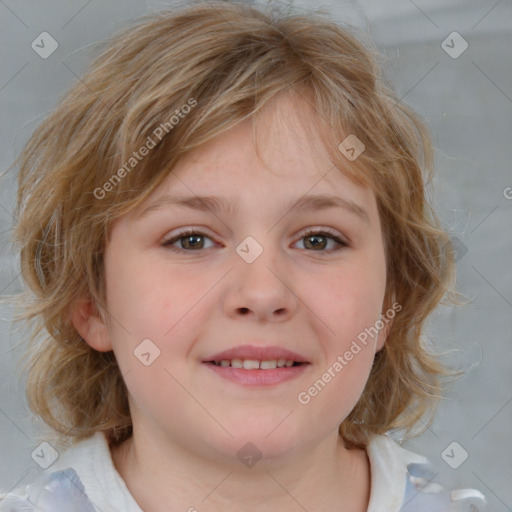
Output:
top-left (10, 1), bottom-right (456, 447)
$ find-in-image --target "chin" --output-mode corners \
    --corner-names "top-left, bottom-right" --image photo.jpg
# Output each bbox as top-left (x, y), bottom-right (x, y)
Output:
top-left (203, 417), bottom-right (309, 467)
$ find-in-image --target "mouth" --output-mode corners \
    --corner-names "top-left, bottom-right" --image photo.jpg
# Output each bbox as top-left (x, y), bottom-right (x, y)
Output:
top-left (202, 344), bottom-right (311, 386)
top-left (205, 359), bottom-right (306, 369)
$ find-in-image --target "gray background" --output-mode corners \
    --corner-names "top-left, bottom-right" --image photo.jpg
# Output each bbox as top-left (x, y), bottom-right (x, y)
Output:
top-left (1, 0), bottom-right (511, 509)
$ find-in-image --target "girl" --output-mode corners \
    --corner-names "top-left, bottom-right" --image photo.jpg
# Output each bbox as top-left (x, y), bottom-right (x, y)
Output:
top-left (1, 2), bottom-right (486, 510)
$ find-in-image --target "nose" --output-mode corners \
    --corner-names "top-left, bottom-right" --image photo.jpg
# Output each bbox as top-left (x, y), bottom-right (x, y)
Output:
top-left (223, 242), bottom-right (299, 323)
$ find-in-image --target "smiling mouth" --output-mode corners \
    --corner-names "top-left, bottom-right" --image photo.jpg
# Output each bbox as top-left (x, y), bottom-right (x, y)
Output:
top-left (205, 359), bottom-right (307, 369)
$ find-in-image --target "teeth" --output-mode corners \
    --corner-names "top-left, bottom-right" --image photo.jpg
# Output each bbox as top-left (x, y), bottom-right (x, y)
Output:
top-left (213, 359), bottom-right (297, 369)
top-left (243, 359), bottom-right (260, 370)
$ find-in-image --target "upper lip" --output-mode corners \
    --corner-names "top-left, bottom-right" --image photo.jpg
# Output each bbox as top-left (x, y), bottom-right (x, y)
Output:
top-left (204, 344), bottom-right (310, 363)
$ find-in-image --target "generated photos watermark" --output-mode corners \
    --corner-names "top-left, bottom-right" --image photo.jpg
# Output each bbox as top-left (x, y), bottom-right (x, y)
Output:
top-left (297, 301), bottom-right (402, 405)
top-left (93, 98), bottom-right (197, 199)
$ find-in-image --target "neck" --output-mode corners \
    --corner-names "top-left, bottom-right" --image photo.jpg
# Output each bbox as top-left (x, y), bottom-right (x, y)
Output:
top-left (111, 425), bottom-right (371, 512)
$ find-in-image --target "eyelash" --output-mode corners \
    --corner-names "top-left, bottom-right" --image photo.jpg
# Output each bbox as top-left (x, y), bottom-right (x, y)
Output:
top-left (161, 228), bottom-right (349, 254)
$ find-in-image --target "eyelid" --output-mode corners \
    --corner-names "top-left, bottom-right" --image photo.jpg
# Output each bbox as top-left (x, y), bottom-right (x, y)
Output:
top-left (299, 226), bottom-right (349, 245)
top-left (161, 227), bottom-right (217, 248)
top-left (161, 226), bottom-right (350, 253)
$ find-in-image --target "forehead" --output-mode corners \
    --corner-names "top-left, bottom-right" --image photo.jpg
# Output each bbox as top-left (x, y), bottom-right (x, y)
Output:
top-left (160, 94), bottom-right (365, 195)
top-left (124, 91), bottom-right (380, 231)
top-left (110, 93), bottom-right (386, 254)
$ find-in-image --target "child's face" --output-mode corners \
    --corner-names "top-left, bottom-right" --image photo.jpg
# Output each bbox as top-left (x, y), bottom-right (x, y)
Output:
top-left (87, 95), bottom-right (389, 463)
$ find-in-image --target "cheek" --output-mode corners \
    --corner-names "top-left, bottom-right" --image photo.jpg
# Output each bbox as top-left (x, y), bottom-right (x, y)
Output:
top-left (104, 254), bottom-right (220, 379)
top-left (102, 256), bottom-right (204, 414)
top-left (300, 273), bottom-right (383, 421)
top-left (106, 252), bottom-right (204, 334)
top-left (302, 258), bottom-right (385, 414)
top-left (316, 259), bottom-right (386, 343)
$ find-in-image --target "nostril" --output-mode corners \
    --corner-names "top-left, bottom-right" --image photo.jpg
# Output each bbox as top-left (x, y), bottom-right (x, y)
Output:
top-left (238, 307), bottom-right (250, 315)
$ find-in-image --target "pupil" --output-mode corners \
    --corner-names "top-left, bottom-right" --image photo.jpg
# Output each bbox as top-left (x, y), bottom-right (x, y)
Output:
top-left (307, 235), bottom-right (325, 250)
top-left (184, 235), bottom-right (202, 249)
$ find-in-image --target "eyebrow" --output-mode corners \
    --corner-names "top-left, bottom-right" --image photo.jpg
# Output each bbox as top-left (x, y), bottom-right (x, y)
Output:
top-left (138, 193), bottom-right (370, 224)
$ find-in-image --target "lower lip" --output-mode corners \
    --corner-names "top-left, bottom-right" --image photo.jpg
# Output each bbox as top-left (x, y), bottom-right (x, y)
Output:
top-left (203, 362), bottom-right (309, 386)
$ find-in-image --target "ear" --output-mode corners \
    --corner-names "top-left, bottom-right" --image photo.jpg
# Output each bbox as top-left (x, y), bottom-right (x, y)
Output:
top-left (375, 292), bottom-right (398, 352)
top-left (375, 314), bottom-right (393, 352)
top-left (70, 298), bottom-right (113, 352)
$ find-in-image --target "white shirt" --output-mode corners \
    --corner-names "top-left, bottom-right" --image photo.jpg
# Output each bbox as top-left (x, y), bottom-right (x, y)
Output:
top-left (0, 432), bottom-right (486, 511)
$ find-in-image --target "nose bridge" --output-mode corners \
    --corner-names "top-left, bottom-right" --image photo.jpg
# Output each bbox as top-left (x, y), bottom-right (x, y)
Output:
top-left (235, 232), bottom-right (284, 291)
top-left (224, 232), bottom-right (297, 320)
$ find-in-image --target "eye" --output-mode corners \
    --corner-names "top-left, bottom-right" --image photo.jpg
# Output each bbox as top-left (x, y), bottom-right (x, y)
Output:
top-left (161, 227), bottom-right (349, 253)
top-left (162, 229), bottom-right (216, 252)
top-left (294, 228), bottom-right (349, 252)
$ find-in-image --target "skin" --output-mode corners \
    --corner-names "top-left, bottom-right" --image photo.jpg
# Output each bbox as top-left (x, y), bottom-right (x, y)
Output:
top-left (72, 93), bottom-right (391, 512)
